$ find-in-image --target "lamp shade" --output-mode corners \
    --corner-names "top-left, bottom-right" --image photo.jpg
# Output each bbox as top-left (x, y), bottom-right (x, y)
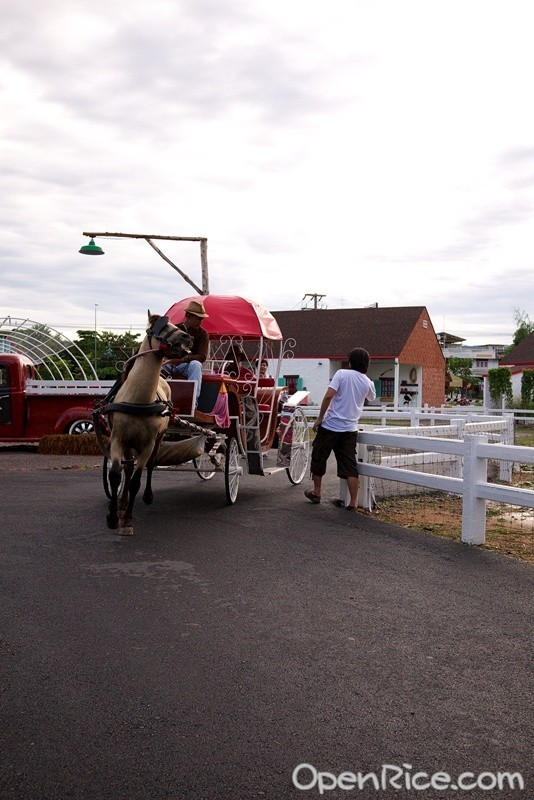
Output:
top-left (79, 238), bottom-right (104, 255)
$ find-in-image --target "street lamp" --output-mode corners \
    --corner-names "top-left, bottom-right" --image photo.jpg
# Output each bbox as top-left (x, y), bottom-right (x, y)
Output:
top-left (79, 238), bottom-right (104, 256)
top-left (79, 231), bottom-right (209, 295)
top-left (94, 303), bottom-right (99, 373)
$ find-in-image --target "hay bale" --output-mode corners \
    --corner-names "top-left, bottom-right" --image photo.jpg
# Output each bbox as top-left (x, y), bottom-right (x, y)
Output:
top-left (38, 434), bottom-right (107, 456)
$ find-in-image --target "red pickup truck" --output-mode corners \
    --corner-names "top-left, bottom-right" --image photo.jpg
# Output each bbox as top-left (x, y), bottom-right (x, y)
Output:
top-left (0, 353), bottom-right (114, 442)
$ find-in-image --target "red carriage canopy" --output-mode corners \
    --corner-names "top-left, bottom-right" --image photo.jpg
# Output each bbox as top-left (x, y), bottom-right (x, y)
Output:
top-left (165, 295), bottom-right (283, 340)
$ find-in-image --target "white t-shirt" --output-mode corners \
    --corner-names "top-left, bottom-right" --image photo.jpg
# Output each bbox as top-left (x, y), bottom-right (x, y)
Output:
top-left (322, 369), bottom-right (377, 432)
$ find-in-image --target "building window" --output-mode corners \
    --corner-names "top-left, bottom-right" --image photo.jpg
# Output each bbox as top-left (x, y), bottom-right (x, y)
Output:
top-left (381, 377), bottom-right (394, 397)
top-left (475, 359), bottom-right (488, 368)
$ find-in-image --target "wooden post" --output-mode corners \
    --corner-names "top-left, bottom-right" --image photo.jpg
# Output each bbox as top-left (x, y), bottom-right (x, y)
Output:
top-left (200, 238), bottom-right (209, 295)
top-left (461, 434), bottom-right (488, 545)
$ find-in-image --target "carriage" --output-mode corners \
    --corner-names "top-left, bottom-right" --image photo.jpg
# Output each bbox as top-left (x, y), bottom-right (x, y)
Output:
top-left (95, 295), bottom-right (311, 527)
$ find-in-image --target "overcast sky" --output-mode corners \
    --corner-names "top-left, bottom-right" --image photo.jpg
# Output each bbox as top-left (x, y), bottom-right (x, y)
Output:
top-left (2, 0), bottom-right (533, 344)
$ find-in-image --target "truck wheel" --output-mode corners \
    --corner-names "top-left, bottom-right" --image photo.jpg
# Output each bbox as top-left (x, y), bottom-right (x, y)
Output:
top-left (67, 419), bottom-right (94, 435)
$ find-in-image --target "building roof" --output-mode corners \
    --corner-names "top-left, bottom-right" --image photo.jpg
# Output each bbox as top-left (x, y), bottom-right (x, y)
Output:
top-left (272, 306), bottom-right (430, 359)
top-left (500, 332), bottom-right (534, 366)
top-left (437, 331), bottom-right (465, 345)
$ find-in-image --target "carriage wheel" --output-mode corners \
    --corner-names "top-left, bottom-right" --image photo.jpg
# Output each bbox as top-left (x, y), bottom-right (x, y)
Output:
top-left (102, 456), bottom-right (125, 498)
top-left (285, 407), bottom-right (310, 485)
top-left (224, 436), bottom-right (240, 505)
top-left (193, 452), bottom-right (216, 480)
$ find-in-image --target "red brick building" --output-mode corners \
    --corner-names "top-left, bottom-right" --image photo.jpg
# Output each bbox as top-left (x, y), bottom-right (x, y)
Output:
top-left (271, 306), bottom-right (446, 408)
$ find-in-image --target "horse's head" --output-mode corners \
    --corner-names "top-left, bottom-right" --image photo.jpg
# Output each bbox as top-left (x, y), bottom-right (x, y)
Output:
top-left (146, 314), bottom-right (193, 357)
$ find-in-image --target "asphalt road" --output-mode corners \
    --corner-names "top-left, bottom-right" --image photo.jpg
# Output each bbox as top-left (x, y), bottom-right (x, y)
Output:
top-left (1, 451), bottom-right (532, 800)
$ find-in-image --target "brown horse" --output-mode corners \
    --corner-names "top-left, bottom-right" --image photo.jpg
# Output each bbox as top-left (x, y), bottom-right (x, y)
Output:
top-left (105, 313), bottom-right (192, 535)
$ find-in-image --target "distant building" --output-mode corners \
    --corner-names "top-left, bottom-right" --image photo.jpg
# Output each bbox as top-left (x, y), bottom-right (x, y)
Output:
top-left (438, 332), bottom-right (507, 381)
top-left (272, 306), bottom-right (445, 408)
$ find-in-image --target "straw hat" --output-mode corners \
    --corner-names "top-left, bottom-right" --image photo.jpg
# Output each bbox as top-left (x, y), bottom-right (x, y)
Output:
top-left (185, 299), bottom-right (209, 318)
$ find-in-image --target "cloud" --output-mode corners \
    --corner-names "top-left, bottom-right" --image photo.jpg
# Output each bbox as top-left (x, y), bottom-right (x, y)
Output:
top-left (2, 0), bottom-right (534, 348)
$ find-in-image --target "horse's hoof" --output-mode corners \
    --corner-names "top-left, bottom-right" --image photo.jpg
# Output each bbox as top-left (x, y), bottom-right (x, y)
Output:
top-left (119, 527), bottom-right (134, 536)
top-left (143, 494), bottom-right (153, 505)
top-left (106, 516), bottom-right (119, 529)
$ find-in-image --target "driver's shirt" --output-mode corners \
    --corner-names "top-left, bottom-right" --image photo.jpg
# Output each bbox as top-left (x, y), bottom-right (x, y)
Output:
top-left (177, 322), bottom-right (209, 364)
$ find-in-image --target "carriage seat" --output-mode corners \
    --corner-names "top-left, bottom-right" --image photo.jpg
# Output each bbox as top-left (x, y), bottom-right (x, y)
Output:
top-left (257, 379), bottom-right (280, 413)
top-left (167, 379), bottom-right (196, 416)
top-left (167, 375), bottom-right (230, 426)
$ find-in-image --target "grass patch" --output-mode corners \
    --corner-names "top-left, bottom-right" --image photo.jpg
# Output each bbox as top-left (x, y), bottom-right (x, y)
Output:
top-left (515, 424), bottom-right (534, 447)
top-left (374, 489), bottom-right (534, 565)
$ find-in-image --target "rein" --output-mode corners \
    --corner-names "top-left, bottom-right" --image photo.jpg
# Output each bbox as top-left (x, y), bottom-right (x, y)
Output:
top-left (122, 346), bottom-right (166, 371)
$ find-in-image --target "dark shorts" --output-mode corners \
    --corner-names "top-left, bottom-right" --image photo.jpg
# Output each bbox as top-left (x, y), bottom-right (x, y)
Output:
top-left (310, 425), bottom-right (358, 479)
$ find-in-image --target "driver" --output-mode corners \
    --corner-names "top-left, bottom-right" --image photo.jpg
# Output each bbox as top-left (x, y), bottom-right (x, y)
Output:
top-left (162, 300), bottom-right (209, 406)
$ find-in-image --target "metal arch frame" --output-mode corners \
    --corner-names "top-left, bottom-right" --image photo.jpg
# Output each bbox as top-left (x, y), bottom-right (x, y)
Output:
top-left (0, 316), bottom-right (98, 380)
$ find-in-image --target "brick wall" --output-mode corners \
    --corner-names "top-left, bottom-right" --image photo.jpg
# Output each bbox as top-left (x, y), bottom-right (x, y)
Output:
top-left (400, 311), bottom-right (446, 407)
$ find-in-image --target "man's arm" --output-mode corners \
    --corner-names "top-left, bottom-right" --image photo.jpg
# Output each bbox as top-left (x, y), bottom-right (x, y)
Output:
top-left (313, 387), bottom-right (336, 431)
top-left (367, 379), bottom-right (377, 402)
top-left (176, 328), bottom-right (209, 364)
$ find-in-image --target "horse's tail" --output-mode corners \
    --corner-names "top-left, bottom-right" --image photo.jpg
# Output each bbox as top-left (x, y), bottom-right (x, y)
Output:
top-left (91, 408), bottom-right (111, 457)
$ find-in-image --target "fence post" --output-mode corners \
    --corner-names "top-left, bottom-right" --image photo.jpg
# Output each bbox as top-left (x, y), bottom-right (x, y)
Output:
top-left (461, 434), bottom-right (488, 545)
top-left (499, 412), bottom-right (514, 481)
top-left (339, 475), bottom-right (371, 510)
top-left (341, 435), bottom-right (373, 510)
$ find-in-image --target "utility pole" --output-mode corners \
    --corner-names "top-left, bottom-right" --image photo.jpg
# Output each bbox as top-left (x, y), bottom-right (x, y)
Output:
top-left (301, 293), bottom-right (326, 310)
top-left (94, 303), bottom-right (98, 373)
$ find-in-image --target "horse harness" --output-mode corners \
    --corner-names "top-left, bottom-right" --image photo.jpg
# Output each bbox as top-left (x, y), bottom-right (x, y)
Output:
top-left (92, 316), bottom-right (186, 440)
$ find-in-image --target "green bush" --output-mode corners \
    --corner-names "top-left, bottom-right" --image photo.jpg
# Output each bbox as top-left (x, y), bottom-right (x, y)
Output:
top-left (488, 367), bottom-right (512, 406)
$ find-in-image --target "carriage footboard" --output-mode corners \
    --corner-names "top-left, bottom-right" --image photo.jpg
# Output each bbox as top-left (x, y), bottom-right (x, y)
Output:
top-left (155, 434), bottom-right (208, 466)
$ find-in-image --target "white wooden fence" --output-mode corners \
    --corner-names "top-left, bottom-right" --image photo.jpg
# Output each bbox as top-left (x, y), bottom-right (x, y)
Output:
top-left (341, 431), bottom-right (534, 546)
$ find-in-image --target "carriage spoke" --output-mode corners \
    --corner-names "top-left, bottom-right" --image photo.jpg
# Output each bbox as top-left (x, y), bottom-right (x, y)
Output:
top-left (225, 436), bottom-right (241, 504)
top-left (286, 407), bottom-right (311, 485)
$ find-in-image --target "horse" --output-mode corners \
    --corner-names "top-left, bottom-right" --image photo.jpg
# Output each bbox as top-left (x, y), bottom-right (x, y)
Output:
top-left (105, 313), bottom-right (193, 535)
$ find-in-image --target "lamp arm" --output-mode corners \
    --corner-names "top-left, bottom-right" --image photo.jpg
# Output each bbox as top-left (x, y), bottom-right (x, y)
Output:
top-left (145, 238), bottom-right (204, 295)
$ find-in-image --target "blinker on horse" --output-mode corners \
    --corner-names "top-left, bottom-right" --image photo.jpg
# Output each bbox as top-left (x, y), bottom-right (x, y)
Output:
top-left (104, 313), bottom-right (193, 535)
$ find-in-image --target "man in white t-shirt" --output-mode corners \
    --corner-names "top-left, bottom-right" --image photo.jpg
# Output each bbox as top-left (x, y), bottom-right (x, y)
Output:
top-left (305, 347), bottom-right (376, 511)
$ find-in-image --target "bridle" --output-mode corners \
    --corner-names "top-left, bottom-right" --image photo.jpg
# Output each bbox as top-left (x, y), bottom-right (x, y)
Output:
top-left (146, 315), bottom-right (188, 356)
top-left (119, 316), bottom-right (191, 372)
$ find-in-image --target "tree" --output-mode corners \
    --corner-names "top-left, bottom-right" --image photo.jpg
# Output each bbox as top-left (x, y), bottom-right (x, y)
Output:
top-left (504, 308), bottom-right (534, 353)
top-left (446, 356), bottom-right (475, 385)
top-left (73, 330), bottom-right (141, 379)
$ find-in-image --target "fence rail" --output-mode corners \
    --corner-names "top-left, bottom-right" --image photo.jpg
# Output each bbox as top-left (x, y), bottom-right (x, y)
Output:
top-left (305, 403), bottom-right (534, 425)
